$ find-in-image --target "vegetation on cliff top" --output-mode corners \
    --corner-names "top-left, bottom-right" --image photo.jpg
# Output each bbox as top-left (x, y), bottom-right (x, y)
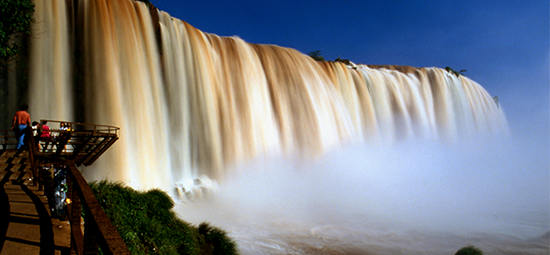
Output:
top-left (90, 180), bottom-right (238, 255)
top-left (307, 50), bottom-right (325, 61)
top-left (455, 245), bottom-right (484, 255)
top-left (445, 66), bottom-right (467, 77)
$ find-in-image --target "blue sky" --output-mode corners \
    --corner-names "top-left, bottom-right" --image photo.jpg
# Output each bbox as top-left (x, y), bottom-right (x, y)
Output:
top-left (150, 0), bottom-right (549, 137)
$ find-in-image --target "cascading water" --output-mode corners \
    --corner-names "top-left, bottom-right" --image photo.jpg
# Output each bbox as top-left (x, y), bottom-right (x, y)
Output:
top-left (25, 0), bottom-right (547, 254)
top-left (28, 0), bottom-right (507, 190)
top-left (29, 0), bottom-right (73, 122)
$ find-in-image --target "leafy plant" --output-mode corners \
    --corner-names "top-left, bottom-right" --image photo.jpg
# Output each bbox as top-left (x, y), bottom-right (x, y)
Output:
top-left (89, 180), bottom-right (238, 255)
top-left (455, 244), bottom-right (484, 255)
top-left (445, 66), bottom-right (466, 77)
top-left (0, 0), bottom-right (35, 66)
top-left (198, 223), bottom-right (238, 255)
top-left (334, 57), bottom-right (357, 69)
top-left (492, 96), bottom-right (499, 108)
top-left (307, 50), bottom-right (325, 61)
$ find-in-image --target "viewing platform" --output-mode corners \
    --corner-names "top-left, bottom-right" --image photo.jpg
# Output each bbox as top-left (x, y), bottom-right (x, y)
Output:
top-left (28, 120), bottom-right (119, 167)
top-left (0, 120), bottom-right (129, 254)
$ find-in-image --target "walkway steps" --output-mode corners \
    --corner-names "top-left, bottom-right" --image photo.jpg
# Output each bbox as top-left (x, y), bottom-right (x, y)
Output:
top-left (0, 150), bottom-right (70, 255)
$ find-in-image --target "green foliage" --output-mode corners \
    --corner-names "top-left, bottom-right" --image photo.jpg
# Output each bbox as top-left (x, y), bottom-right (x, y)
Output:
top-left (334, 57), bottom-right (357, 69)
top-left (334, 57), bottom-right (350, 65)
top-left (89, 181), bottom-right (238, 255)
top-left (492, 96), bottom-right (499, 108)
top-left (307, 50), bottom-right (325, 61)
top-left (445, 66), bottom-right (466, 77)
top-left (455, 245), bottom-right (484, 255)
top-left (0, 0), bottom-right (35, 64)
top-left (198, 223), bottom-right (238, 255)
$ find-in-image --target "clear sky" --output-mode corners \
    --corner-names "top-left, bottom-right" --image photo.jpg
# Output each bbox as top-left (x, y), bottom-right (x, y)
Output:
top-left (150, 0), bottom-right (549, 138)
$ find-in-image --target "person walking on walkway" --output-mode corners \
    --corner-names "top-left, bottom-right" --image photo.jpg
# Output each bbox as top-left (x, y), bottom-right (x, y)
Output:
top-left (11, 104), bottom-right (31, 149)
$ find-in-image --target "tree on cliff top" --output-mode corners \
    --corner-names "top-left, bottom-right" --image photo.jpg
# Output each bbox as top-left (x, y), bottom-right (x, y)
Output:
top-left (0, 0), bottom-right (35, 66)
top-left (308, 50), bottom-right (325, 61)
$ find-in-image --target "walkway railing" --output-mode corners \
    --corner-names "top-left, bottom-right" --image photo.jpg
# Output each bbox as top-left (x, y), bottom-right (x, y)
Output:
top-left (66, 162), bottom-right (130, 254)
top-left (0, 130), bottom-right (16, 150)
top-left (1, 120), bottom-right (129, 254)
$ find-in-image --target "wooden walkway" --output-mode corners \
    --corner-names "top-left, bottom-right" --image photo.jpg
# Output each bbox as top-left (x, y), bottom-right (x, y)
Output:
top-left (0, 149), bottom-right (70, 254)
top-left (0, 121), bottom-right (129, 254)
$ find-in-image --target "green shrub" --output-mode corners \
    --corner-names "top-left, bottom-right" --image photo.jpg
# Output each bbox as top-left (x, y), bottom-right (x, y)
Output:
top-left (198, 223), bottom-right (238, 255)
top-left (0, 0), bottom-right (35, 64)
top-left (89, 180), bottom-right (238, 255)
top-left (445, 66), bottom-right (466, 77)
top-left (455, 245), bottom-right (483, 255)
top-left (307, 50), bottom-right (325, 61)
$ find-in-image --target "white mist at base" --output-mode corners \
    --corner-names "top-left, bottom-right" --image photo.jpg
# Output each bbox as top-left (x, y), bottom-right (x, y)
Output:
top-left (175, 134), bottom-right (549, 255)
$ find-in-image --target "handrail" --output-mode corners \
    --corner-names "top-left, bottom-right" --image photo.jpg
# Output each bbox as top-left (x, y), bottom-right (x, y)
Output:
top-left (26, 127), bottom-right (39, 187)
top-left (66, 162), bottom-right (130, 254)
top-left (0, 130), bottom-right (16, 150)
top-left (39, 119), bottom-right (119, 136)
top-left (39, 119), bottom-right (120, 130)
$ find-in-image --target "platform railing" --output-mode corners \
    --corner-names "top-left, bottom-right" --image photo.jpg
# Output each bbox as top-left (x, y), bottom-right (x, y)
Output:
top-left (0, 130), bottom-right (16, 150)
top-left (33, 120), bottom-right (120, 166)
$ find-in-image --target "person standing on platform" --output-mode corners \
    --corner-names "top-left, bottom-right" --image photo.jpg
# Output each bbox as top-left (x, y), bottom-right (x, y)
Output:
top-left (40, 121), bottom-right (51, 140)
top-left (32, 121), bottom-right (39, 136)
top-left (11, 104), bottom-right (31, 149)
top-left (39, 120), bottom-right (52, 152)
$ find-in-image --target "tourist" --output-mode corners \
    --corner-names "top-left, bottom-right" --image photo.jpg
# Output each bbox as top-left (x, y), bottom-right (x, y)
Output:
top-left (31, 121), bottom-right (41, 150)
top-left (31, 121), bottom-right (39, 136)
top-left (40, 121), bottom-right (51, 140)
top-left (11, 105), bottom-right (31, 149)
top-left (40, 120), bottom-right (53, 152)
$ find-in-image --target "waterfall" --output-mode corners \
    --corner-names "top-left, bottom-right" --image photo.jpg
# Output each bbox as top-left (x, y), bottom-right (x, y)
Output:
top-left (27, 0), bottom-right (508, 192)
top-left (29, 0), bottom-right (73, 122)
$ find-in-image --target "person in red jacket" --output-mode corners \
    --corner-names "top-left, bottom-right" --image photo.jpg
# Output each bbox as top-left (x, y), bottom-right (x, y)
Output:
top-left (11, 104), bottom-right (31, 149)
top-left (40, 120), bottom-right (51, 140)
